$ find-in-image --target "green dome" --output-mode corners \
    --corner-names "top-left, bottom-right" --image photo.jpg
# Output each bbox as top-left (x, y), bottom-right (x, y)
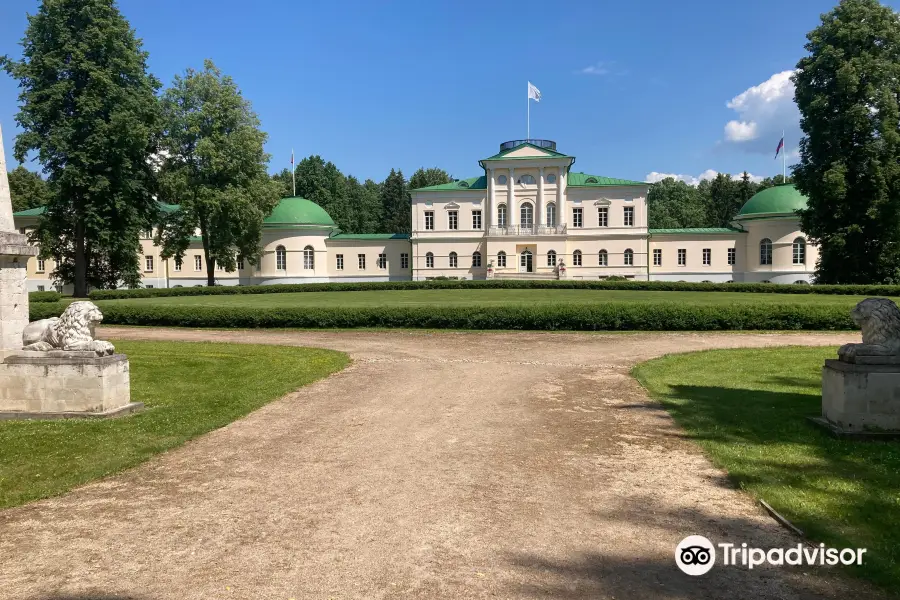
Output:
top-left (737, 184), bottom-right (808, 218)
top-left (264, 197), bottom-right (336, 228)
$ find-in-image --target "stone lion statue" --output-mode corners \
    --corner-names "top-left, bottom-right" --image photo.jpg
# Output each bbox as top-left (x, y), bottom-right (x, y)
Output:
top-left (22, 301), bottom-right (115, 356)
top-left (838, 297), bottom-right (900, 362)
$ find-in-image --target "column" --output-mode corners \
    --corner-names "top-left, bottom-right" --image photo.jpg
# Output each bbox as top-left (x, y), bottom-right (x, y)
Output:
top-left (487, 168), bottom-right (494, 231)
top-left (508, 167), bottom-right (516, 228)
top-left (538, 166), bottom-right (545, 228)
top-left (558, 167), bottom-right (566, 228)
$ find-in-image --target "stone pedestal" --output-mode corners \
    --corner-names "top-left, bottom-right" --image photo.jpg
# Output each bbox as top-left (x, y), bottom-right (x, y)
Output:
top-left (813, 359), bottom-right (900, 438)
top-left (0, 231), bottom-right (38, 355)
top-left (0, 352), bottom-right (142, 419)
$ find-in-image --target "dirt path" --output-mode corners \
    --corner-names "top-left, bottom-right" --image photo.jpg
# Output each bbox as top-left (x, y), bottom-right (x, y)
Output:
top-left (0, 328), bottom-right (885, 600)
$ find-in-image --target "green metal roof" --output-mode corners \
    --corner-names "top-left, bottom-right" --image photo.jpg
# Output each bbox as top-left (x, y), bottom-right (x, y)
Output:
top-left (650, 227), bottom-right (745, 235)
top-left (412, 176), bottom-right (487, 192)
top-left (11, 206), bottom-right (44, 217)
top-left (736, 184), bottom-right (808, 218)
top-left (480, 142), bottom-right (573, 161)
top-left (567, 172), bottom-right (646, 187)
top-left (263, 197), bottom-right (337, 228)
top-left (330, 233), bottom-right (410, 240)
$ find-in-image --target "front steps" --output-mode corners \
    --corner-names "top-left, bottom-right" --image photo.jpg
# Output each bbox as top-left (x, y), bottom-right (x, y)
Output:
top-left (492, 272), bottom-right (558, 280)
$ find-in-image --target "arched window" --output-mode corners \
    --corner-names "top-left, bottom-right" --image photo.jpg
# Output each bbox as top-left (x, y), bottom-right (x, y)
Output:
top-left (472, 251), bottom-right (482, 267)
top-left (498, 204), bottom-right (508, 228)
top-left (760, 238), bottom-right (773, 265)
top-left (303, 245), bottom-right (314, 270)
top-left (276, 245), bottom-right (287, 271)
top-left (518, 174), bottom-right (536, 185)
top-left (497, 174), bottom-right (508, 186)
top-left (449, 251), bottom-right (458, 268)
top-left (599, 249), bottom-right (608, 266)
top-left (426, 252), bottom-right (434, 268)
top-left (497, 251), bottom-right (507, 267)
top-left (546, 203), bottom-right (557, 227)
top-left (573, 250), bottom-right (582, 266)
top-left (520, 202), bottom-right (534, 227)
top-left (792, 237), bottom-right (806, 265)
top-left (624, 248), bottom-right (634, 266)
top-left (547, 249), bottom-right (557, 266)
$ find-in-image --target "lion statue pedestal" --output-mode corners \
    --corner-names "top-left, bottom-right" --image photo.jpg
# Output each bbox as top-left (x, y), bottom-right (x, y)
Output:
top-left (0, 301), bottom-right (142, 420)
top-left (813, 298), bottom-right (900, 439)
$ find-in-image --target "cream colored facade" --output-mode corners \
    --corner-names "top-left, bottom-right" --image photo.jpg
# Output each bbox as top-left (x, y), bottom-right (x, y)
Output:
top-left (12, 139), bottom-right (818, 290)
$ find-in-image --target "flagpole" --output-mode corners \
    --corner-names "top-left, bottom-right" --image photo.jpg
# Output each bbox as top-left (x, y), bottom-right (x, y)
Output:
top-left (291, 148), bottom-right (296, 197)
top-left (782, 129), bottom-right (786, 182)
top-left (527, 82), bottom-right (530, 140)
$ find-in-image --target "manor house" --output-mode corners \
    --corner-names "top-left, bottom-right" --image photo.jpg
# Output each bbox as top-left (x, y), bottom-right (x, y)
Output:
top-left (13, 139), bottom-right (817, 291)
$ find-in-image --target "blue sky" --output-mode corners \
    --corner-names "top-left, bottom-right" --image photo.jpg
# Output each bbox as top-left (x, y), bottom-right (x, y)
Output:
top-left (2, 0), bottom-right (897, 185)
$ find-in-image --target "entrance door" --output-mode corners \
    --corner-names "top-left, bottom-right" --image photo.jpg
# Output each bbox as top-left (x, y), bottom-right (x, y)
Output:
top-left (519, 249), bottom-right (533, 273)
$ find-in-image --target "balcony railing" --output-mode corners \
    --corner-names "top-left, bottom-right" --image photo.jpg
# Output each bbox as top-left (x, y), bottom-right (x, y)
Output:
top-left (488, 224), bottom-right (567, 236)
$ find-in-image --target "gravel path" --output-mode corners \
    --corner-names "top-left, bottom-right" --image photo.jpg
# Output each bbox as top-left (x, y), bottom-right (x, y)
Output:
top-left (0, 328), bottom-right (886, 600)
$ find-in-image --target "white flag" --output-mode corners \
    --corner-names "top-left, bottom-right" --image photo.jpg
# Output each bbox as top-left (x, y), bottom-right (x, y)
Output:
top-left (528, 81), bottom-right (541, 102)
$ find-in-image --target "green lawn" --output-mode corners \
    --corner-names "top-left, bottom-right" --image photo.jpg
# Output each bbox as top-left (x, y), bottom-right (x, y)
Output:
top-left (95, 288), bottom-right (893, 309)
top-left (0, 340), bottom-right (348, 508)
top-left (633, 347), bottom-right (900, 592)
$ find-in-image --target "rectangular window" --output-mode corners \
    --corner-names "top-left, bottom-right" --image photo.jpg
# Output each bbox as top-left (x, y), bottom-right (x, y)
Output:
top-left (728, 248), bottom-right (736, 265)
top-left (401, 253), bottom-right (409, 269)
top-left (702, 248), bottom-right (711, 266)
top-left (448, 210), bottom-right (458, 230)
top-left (358, 254), bottom-right (366, 270)
top-left (145, 255), bottom-right (154, 272)
top-left (37, 285), bottom-right (45, 292)
top-left (497, 253), bottom-right (506, 267)
top-left (237, 258), bottom-right (244, 270)
top-left (174, 258), bottom-right (182, 272)
top-left (653, 249), bottom-right (662, 266)
top-left (573, 207), bottom-right (583, 228)
top-left (598, 207), bottom-right (609, 227)
top-left (425, 211), bottom-right (434, 230)
top-left (472, 252), bottom-right (482, 267)
top-left (624, 206), bottom-right (635, 227)
top-left (36, 258), bottom-right (46, 272)
top-left (426, 253), bottom-right (434, 268)
top-left (146, 285), bottom-right (154, 289)
top-left (143, 229), bottom-right (153, 240)
top-left (472, 210), bottom-right (482, 230)
top-left (677, 249), bottom-right (686, 266)
top-left (378, 253), bottom-right (387, 269)
top-left (336, 254), bottom-right (344, 270)
top-left (194, 255), bottom-right (202, 271)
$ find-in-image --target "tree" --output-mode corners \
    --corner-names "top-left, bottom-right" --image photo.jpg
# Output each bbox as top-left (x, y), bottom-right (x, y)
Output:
top-left (1, 0), bottom-right (161, 296)
top-left (271, 168), bottom-right (294, 198)
top-left (793, 0), bottom-right (900, 284)
top-left (700, 173), bottom-right (744, 228)
top-left (156, 60), bottom-right (281, 286)
top-left (409, 167), bottom-right (452, 191)
top-left (646, 178), bottom-right (707, 229)
top-left (346, 176), bottom-right (383, 233)
top-left (380, 169), bottom-right (409, 234)
top-left (8, 165), bottom-right (51, 212)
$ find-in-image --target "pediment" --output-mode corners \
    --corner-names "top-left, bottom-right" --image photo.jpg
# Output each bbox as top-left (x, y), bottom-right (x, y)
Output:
top-left (594, 198), bottom-right (612, 206)
top-left (444, 202), bottom-right (460, 210)
top-left (503, 146), bottom-right (555, 158)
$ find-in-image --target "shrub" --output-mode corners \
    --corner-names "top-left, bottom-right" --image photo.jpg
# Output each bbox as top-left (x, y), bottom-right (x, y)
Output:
top-left (86, 279), bottom-right (900, 301)
top-left (34, 301), bottom-right (857, 331)
top-left (29, 291), bottom-right (62, 303)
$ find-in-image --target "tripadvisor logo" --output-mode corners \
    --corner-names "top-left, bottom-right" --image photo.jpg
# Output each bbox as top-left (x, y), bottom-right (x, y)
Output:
top-left (675, 535), bottom-right (866, 576)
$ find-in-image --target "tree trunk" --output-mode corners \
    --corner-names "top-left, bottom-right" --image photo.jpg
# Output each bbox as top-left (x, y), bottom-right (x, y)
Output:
top-left (200, 224), bottom-right (214, 287)
top-left (74, 219), bottom-right (88, 297)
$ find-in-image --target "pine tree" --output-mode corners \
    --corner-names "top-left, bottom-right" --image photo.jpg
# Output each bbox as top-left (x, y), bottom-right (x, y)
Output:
top-left (380, 169), bottom-right (409, 234)
top-left (1, 0), bottom-right (161, 295)
top-left (793, 0), bottom-right (900, 283)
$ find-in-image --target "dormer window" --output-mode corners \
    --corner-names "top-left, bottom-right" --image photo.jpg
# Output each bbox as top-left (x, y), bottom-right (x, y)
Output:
top-left (585, 177), bottom-right (598, 184)
top-left (458, 181), bottom-right (469, 188)
top-left (518, 174), bottom-right (536, 185)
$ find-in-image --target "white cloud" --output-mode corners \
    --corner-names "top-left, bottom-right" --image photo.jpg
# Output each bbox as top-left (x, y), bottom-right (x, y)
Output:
top-left (722, 70), bottom-right (800, 155)
top-left (645, 170), bottom-right (764, 185)
top-left (579, 61), bottom-right (611, 76)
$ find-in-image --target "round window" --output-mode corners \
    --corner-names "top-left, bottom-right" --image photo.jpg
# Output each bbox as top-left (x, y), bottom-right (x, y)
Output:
top-left (547, 174), bottom-right (557, 184)
top-left (497, 175), bottom-right (508, 185)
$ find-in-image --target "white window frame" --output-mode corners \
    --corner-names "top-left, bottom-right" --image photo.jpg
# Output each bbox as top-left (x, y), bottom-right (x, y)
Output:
top-left (598, 250), bottom-right (608, 266)
top-left (174, 258), bottom-right (182, 272)
top-left (624, 206), bottom-right (635, 227)
top-left (520, 202), bottom-right (534, 228)
top-left (497, 251), bottom-right (506, 267)
top-left (572, 250), bottom-right (582, 266)
top-left (358, 254), bottom-right (366, 270)
top-left (425, 211), bottom-right (434, 230)
top-left (546, 203), bottom-right (557, 227)
top-left (497, 204), bottom-right (508, 228)
top-left (702, 248), bottom-right (711, 266)
top-left (653, 248), bottom-right (662, 266)
top-left (36, 257), bottom-right (46, 273)
top-left (145, 255), bottom-right (154, 272)
top-left (472, 210), bottom-right (482, 230)
top-left (426, 252), bottom-right (434, 268)
top-left (624, 249), bottom-right (634, 266)
top-left (472, 251), bottom-right (481, 267)
top-left (449, 252), bottom-right (458, 268)
top-left (793, 238), bottom-right (806, 265)
top-left (598, 207), bottom-right (608, 227)
top-left (677, 249), bottom-right (686, 266)
top-left (194, 255), bottom-right (202, 271)
top-left (760, 239), bottom-right (773, 265)
top-left (572, 207), bottom-right (583, 228)
top-left (378, 253), bottom-right (387, 269)
top-left (728, 248), bottom-right (736, 266)
top-left (401, 253), bottom-right (409, 269)
top-left (547, 250), bottom-right (557, 266)
top-left (336, 254), bottom-right (344, 270)
top-left (276, 246), bottom-right (287, 271)
top-left (448, 210), bottom-right (458, 230)
top-left (303, 246), bottom-right (315, 270)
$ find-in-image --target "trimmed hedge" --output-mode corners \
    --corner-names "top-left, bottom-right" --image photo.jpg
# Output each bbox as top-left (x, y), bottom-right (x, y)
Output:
top-left (29, 291), bottom-right (62, 303)
top-left (30, 301), bottom-right (856, 331)
top-left (87, 279), bottom-right (900, 301)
